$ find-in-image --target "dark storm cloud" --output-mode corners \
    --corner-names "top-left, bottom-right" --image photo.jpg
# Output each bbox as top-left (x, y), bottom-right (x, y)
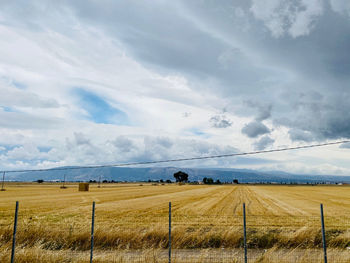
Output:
top-left (181, 0), bottom-right (350, 140)
top-left (253, 136), bottom-right (275, 150)
top-left (276, 91), bottom-right (350, 140)
top-left (52, 0), bottom-right (272, 98)
top-left (68, 1), bottom-right (227, 72)
top-left (288, 129), bottom-right (314, 142)
top-left (243, 101), bottom-right (272, 122)
top-left (241, 121), bottom-right (270, 138)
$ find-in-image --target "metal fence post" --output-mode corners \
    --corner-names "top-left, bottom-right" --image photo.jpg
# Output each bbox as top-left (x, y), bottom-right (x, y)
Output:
top-left (320, 204), bottom-right (327, 263)
top-left (11, 201), bottom-right (19, 263)
top-left (169, 202), bottom-right (171, 263)
top-left (243, 203), bottom-right (247, 263)
top-left (90, 201), bottom-right (95, 263)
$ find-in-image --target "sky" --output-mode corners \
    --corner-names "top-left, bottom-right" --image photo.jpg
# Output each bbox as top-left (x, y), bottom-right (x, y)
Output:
top-left (0, 0), bottom-right (350, 175)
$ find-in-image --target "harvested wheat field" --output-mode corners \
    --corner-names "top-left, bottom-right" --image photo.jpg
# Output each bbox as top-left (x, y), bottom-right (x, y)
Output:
top-left (1, 183), bottom-right (350, 262)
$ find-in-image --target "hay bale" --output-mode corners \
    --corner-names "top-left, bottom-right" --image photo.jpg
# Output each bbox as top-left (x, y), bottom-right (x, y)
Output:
top-left (79, 183), bottom-right (89, 191)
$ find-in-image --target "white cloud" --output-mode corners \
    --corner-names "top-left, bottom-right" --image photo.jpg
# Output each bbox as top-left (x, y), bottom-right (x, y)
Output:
top-left (288, 0), bottom-right (324, 38)
top-left (250, 0), bottom-right (287, 38)
top-left (250, 0), bottom-right (324, 38)
top-left (0, 109), bottom-right (63, 129)
top-left (0, 86), bottom-right (59, 108)
top-left (6, 144), bottom-right (44, 161)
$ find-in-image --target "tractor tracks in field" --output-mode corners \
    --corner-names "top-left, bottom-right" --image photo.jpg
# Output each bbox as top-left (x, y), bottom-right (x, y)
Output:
top-left (205, 186), bottom-right (239, 216)
top-left (246, 186), bottom-right (309, 216)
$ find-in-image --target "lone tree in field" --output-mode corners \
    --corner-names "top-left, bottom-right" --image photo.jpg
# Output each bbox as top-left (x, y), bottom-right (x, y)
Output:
top-left (173, 171), bottom-right (188, 182)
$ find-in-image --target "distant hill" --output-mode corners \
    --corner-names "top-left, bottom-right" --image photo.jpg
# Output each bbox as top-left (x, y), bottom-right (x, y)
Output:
top-left (5, 166), bottom-right (350, 183)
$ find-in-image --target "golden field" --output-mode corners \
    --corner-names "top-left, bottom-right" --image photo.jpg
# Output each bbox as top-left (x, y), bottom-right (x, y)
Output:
top-left (1, 183), bottom-right (350, 262)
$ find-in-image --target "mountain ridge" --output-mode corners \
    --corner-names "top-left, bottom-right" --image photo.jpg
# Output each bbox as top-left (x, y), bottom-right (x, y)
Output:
top-left (5, 166), bottom-right (350, 183)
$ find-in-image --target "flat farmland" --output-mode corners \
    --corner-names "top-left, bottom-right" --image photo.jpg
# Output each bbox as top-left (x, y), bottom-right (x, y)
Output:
top-left (1, 183), bottom-right (350, 262)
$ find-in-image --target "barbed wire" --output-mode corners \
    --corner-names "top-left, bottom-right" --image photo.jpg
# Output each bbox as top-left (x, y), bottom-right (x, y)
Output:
top-left (2, 140), bottom-right (349, 173)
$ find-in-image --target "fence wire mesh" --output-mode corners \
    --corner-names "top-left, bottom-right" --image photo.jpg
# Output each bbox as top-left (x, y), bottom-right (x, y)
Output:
top-left (1, 205), bottom-right (350, 262)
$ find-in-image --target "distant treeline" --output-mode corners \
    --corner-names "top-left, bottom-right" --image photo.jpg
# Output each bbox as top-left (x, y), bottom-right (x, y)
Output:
top-left (33, 171), bottom-right (347, 185)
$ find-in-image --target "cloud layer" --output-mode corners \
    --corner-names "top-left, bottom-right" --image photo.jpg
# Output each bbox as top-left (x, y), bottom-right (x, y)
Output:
top-left (0, 0), bottom-right (350, 175)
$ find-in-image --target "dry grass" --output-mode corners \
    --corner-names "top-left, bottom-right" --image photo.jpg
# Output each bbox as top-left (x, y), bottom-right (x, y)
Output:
top-left (1, 247), bottom-right (350, 263)
top-left (1, 183), bottom-right (350, 262)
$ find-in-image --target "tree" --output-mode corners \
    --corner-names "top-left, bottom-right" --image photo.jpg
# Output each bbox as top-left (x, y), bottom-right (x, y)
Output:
top-left (233, 179), bottom-right (239, 184)
top-left (203, 177), bottom-right (214, 184)
top-left (37, 179), bottom-right (44, 183)
top-left (173, 171), bottom-right (188, 182)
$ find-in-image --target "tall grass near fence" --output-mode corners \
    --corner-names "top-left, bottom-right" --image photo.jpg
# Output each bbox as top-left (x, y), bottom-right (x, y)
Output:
top-left (1, 216), bottom-right (350, 250)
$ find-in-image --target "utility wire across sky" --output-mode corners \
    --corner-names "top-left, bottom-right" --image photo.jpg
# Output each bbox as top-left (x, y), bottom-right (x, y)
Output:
top-left (2, 140), bottom-right (350, 173)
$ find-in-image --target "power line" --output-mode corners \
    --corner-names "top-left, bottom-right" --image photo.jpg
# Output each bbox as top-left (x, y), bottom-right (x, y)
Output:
top-left (2, 140), bottom-right (349, 173)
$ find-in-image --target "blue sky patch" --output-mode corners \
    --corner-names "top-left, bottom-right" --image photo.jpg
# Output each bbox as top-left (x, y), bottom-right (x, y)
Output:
top-left (12, 81), bottom-right (26, 89)
top-left (38, 146), bottom-right (52, 153)
top-left (1, 106), bottom-right (14, 112)
top-left (189, 128), bottom-right (208, 137)
top-left (74, 88), bottom-right (129, 125)
top-left (0, 145), bottom-right (20, 152)
top-left (188, 128), bottom-right (210, 139)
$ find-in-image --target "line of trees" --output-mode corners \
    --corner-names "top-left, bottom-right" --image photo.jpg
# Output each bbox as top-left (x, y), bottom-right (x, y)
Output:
top-left (202, 177), bottom-right (221, 184)
top-left (35, 171), bottom-right (244, 185)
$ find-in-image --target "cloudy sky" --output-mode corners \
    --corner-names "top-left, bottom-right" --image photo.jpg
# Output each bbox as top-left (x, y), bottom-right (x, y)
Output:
top-left (1, 0), bottom-right (350, 175)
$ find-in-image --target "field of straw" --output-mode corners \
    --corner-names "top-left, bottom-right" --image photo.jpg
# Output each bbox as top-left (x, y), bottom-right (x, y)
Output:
top-left (1, 183), bottom-right (350, 262)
